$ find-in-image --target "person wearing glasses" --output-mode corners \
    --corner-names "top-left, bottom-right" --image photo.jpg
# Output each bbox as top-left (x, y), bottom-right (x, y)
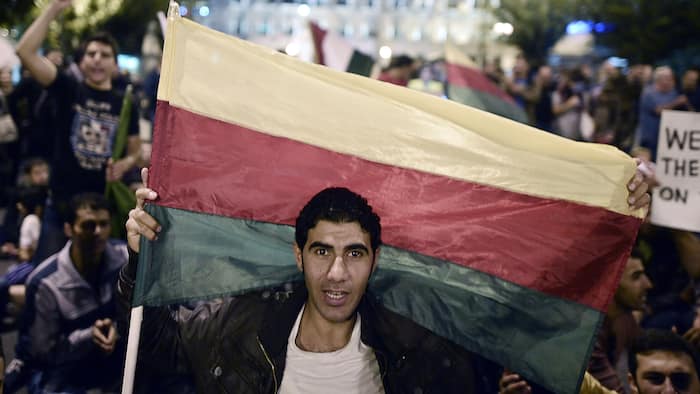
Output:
top-left (628, 329), bottom-right (700, 394)
top-left (499, 328), bottom-right (700, 394)
top-left (5, 192), bottom-right (127, 393)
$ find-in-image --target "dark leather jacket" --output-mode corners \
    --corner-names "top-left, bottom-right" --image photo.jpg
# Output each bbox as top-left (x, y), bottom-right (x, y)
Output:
top-left (118, 253), bottom-right (476, 394)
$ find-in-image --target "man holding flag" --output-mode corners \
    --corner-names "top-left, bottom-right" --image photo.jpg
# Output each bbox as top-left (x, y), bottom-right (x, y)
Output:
top-left (118, 6), bottom-right (654, 393)
top-left (120, 169), bottom-right (478, 393)
top-left (119, 166), bottom-right (650, 393)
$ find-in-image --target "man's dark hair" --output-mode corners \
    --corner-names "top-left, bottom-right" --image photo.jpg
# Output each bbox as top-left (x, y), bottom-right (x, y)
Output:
top-left (295, 187), bottom-right (381, 252)
top-left (80, 31), bottom-right (119, 60)
top-left (629, 246), bottom-right (644, 262)
top-left (386, 55), bottom-right (415, 70)
top-left (22, 157), bottom-right (48, 175)
top-left (66, 193), bottom-right (110, 225)
top-left (628, 329), bottom-right (700, 378)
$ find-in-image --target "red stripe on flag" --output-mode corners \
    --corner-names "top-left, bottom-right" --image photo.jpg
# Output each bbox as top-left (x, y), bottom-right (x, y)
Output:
top-left (150, 101), bottom-right (640, 311)
top-left (309, 21), bottom-right (327, 66)
top-left (446, 63), bottom-right (516, 103)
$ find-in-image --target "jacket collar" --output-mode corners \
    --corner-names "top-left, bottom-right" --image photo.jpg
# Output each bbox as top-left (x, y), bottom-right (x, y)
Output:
top-left (358, 290), bottom-right (427, 358)
top-left (55, 240), bottom-right (125, 290)
top-left (257, 285), bottom-right (425, 361)
top-left (258, 283), bottom-right (307, 360)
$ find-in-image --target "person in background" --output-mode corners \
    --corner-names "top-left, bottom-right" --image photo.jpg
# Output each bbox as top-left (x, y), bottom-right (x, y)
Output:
top-left (638, 66), bottom-right (686, 160)
top-left (16, 0), bottom-right (141, 261)
top-left (6, 193), bottom-right (127, 394)
top-left (504, 55), bottom-right (531, 110)
top-left (378, 55), bottom-right (419, 87)
top-left (628, 329), bottom-right (700, 394)
top-left (588, 251), bottom-right (652, 392)
top-left (552, 70), bottom-right (586, 141)
top-left (680, 68), bottom-right (700, 112)
top-left (0, 158), bottom-right (49, 259)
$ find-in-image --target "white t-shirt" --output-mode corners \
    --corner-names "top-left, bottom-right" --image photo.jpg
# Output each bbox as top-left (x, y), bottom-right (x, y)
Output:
top-left (19, 214), bottom-right (41, 250)
top-left (279, 306), bottom-right (385, 394)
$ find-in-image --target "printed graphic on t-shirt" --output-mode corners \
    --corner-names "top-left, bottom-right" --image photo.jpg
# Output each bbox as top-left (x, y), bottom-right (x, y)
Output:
top-left (70, 99), bottom-right (119, 170)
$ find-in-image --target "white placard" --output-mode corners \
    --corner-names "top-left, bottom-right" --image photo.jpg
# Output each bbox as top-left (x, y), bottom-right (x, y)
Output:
top-left (650, 110), bottom-right (700, 232)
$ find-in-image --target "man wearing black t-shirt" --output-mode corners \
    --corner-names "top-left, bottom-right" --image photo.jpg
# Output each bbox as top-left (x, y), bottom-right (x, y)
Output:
top-left (16, 0), bottom-right (141, 217)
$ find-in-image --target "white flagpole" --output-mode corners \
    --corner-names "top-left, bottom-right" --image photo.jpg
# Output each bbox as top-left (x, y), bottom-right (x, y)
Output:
top-left (121, 4), bottom-right (179, 393)
top-left (121, 306), bottom-right (143, 394)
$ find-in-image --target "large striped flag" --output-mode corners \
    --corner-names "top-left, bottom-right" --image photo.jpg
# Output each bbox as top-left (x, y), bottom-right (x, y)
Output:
top-left (134, 11), bottom-right (644, 394)
top-left (309, 20), bottom-right (375, 77)
top-left (445, 44), bottom-right (528, 123)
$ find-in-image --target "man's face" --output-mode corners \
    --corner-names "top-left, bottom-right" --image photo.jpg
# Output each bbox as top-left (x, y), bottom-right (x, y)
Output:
top-left (630, 351), bottom-right (700, 394)
top-left (615, 257), bottom-right (652, 311)
top-left (514, 58), bottom-right (529, 76)
top-left (655, 71), bottom-right (675, 93)
top-left (682, 70), bottom-right (699, 92)
top-left (69, 208), bottom-right (111, 258)
top-left (79, 41), bottom-right (116, 89)
top-left (30, 164), bottom-right (49, 186)
top-left (295, 220), bottom-right (377, 324)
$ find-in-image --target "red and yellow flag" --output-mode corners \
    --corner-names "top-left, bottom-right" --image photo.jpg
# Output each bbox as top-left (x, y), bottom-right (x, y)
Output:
top-left (134, 12), bottom-right (644, 394)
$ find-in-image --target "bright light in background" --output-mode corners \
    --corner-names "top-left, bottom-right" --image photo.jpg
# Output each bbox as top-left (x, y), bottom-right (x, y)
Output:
top-left (117, 54), bottom-right (141, 75)
top-left (199, 6), bottom-right (210, 17)
top-left (0, 29), bottom-right (8, 37)
top-left (285, 42), bottom-right (300, 57)
top-left (179, 5), bottom-right (188, 16)
top-left (492, 22), bottom-right (513, 36)
top-left (607, 56), bottom-right (628, 68)
top-left (433, 26), bottom-right (447, 43)
top-left (379, 46), bottom-right (392, 59)
top-left (297, 4), bottom-right (310, 17)
top-left (566, 20), bottom-right (591, 35)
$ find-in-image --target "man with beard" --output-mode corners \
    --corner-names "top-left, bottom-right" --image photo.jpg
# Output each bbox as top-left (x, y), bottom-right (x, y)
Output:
top-left (7, 193), bottom-right (127, 393)
top-left (588, 251), bottom-right (654, 393)
top-left (499, 252), bottom-right (654, 394)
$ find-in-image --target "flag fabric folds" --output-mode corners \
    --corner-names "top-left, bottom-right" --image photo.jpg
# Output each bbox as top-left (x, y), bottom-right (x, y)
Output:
top-left (135, 13), bottom-right (644, 394)
top-left (309, 21), bottom-right (375, 77)
top-left (445, 44), bottom-right (528, 123)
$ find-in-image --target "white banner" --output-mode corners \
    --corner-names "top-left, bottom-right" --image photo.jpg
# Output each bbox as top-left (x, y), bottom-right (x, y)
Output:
top-left (650, 110), bottom-right (700, 232)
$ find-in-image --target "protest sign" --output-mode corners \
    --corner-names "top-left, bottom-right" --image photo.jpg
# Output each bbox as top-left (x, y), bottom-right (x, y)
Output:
top-left (650, 110), bottom-right (700, 232)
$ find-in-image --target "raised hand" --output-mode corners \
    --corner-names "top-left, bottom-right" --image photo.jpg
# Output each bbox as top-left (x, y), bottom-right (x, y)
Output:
top-left (125, 168), bottom-right (161, 252)
top-left (627, 162), bottom-right (651, 211)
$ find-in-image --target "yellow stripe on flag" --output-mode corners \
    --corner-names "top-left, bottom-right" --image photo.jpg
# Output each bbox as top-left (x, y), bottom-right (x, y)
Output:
top-left (158, 15), bottom-right (642, 218)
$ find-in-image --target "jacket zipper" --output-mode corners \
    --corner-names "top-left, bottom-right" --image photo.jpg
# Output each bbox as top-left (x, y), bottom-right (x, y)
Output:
top-left (257, 336), bottom-right (278, 393)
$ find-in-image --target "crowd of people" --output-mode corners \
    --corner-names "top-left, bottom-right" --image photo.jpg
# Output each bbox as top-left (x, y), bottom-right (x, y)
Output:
top-left (0, 0), bottom-right (698, 393)
top-left (486, 55), bottom-right (700, 157)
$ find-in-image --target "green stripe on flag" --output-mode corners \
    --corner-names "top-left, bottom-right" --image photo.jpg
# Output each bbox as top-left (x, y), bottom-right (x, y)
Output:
top-left (448, 84), bottom-right (528, 123)
top-left (373, 248), bottom-right (600, 394)
top-left (136, 204), bottom-right (302, 305)
top-left (346, 50), bottom-right (375, 77)
top-left (136, 204), bottom-right (599, 393)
